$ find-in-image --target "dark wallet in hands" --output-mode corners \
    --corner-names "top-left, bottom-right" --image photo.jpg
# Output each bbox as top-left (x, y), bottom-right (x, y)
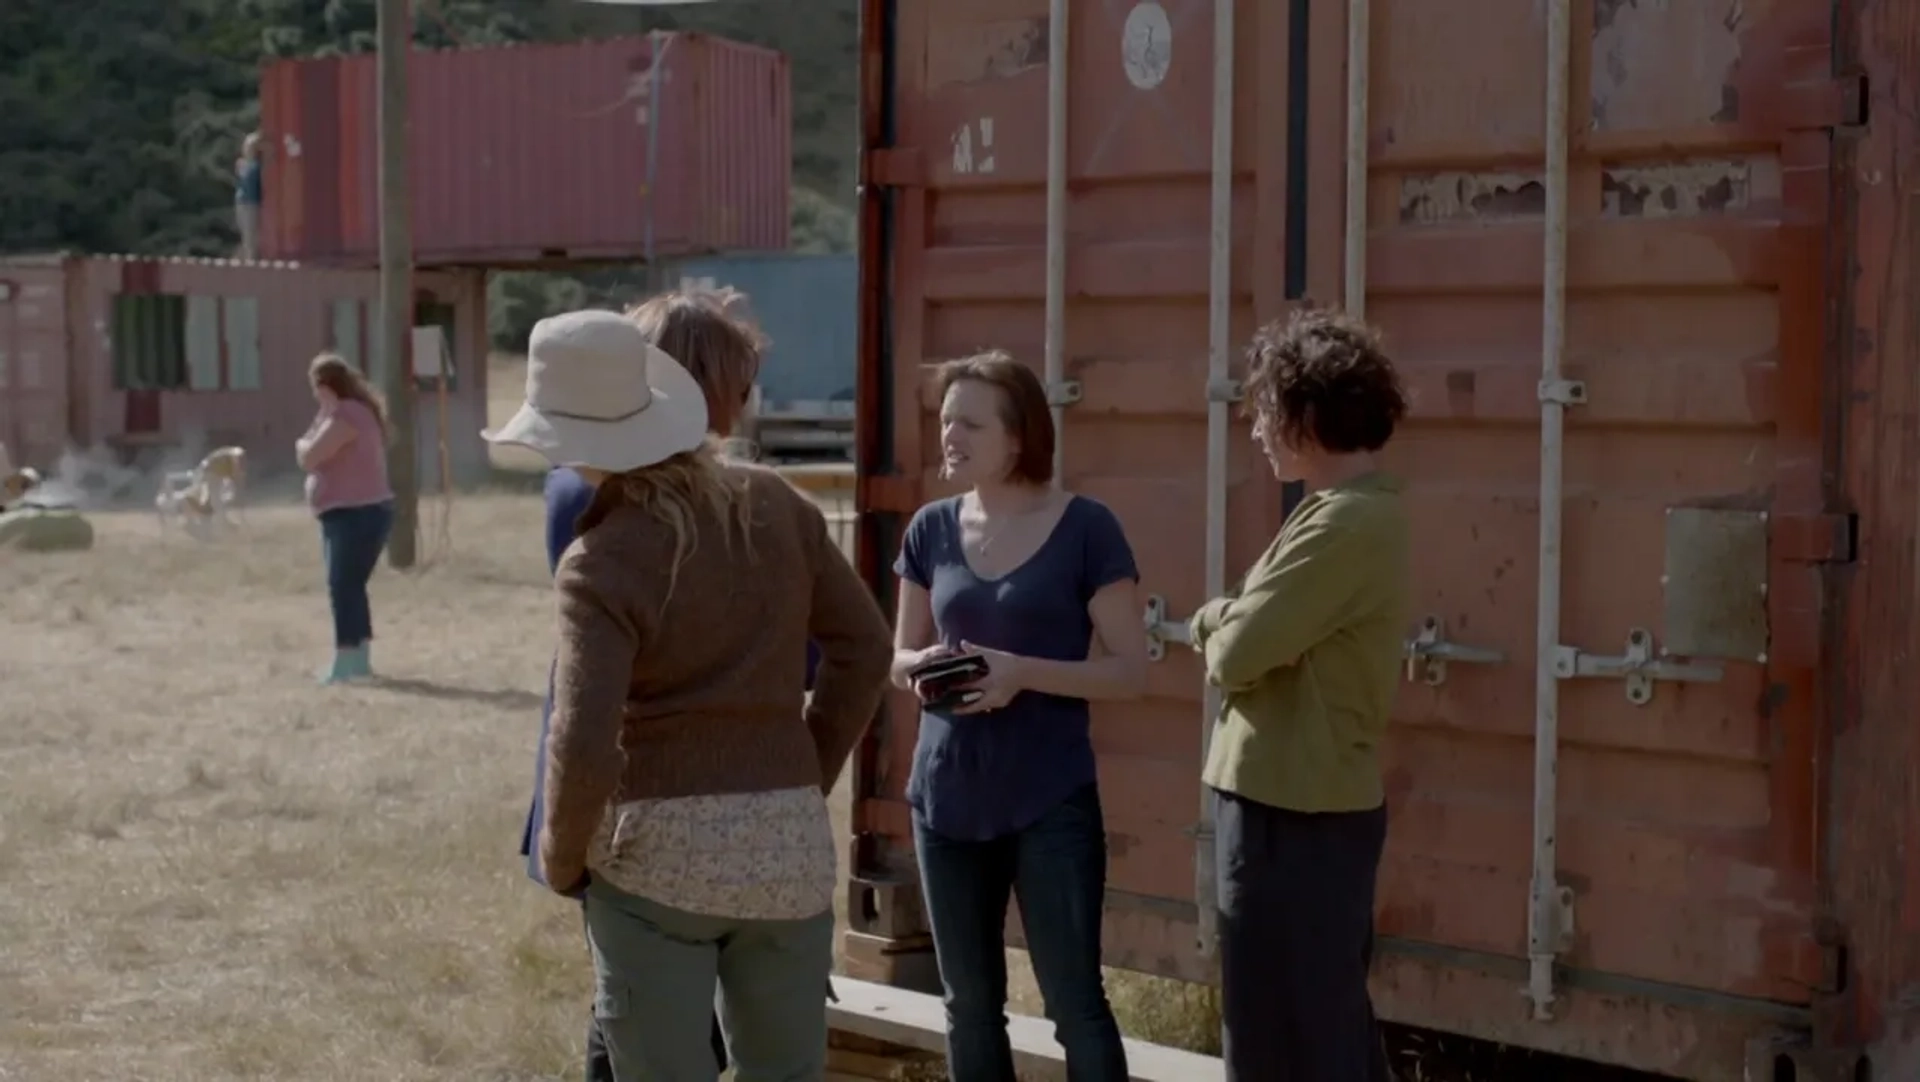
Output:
top-left (907, 653), bottom-right (990, 712)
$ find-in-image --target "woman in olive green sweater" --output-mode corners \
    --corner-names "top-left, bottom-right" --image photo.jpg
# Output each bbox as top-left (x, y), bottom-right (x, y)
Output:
top-left (1189, 308), bottom-right (1409, 1082)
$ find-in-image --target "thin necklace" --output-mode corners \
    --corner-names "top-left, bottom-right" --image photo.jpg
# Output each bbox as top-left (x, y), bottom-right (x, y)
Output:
top-left (969, 491), bottom-right (1049, 553)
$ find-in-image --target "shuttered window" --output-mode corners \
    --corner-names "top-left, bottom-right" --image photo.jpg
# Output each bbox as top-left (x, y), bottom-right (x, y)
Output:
top-left (223, 297), bottom-right (261, 390)
top-left (111, 294), bottom-right (189, 390)
top-left (184, 296), bottom-right (223, 390)
top-left (111, 293), bottom-right (261, 392)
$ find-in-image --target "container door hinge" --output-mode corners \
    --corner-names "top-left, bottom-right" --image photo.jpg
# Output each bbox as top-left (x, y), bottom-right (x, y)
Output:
top-left (1046, 380), bottom-right (1083, 408)
top-left (863, 147), bottom-right (926, 189)
top-left (1774, 511), bottom-right (1858, 565)
top-left (1553, 627), bottom-right (1724, 706)
top-left (1785, 72), bottom-right (1869, 131)
top-left (1404, 615), bottom-right (1507, 685)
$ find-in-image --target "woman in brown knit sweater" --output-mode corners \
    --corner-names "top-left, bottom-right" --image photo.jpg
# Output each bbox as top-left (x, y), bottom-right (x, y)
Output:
top-left (485, 307), bottom-right (893, 1081)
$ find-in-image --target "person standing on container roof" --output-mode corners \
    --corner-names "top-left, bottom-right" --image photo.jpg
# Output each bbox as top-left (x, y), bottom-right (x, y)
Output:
top-left (298, 354), bottom-right (395, 685)
top-left (890, 351), bottom-right (1147, 1082)
top-left (1190, 308), bottom-right (1409, 1082)
top-left (487, 308), bottom-right (890, 1082)
top-left (516, 289), bottom-right (822, 1080)
top-left (235, 132), bottom-right (263, 261)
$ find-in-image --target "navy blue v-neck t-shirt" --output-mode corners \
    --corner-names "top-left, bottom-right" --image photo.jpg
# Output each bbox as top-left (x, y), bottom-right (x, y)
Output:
top-left (894, 494), bottom-right (1138, 841)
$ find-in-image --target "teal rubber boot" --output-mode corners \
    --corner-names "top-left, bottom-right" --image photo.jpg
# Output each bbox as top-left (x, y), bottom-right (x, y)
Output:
top-left (350, 642), bottom-right (374, 680)
top-left (319, 645), bottom-right (371, 685)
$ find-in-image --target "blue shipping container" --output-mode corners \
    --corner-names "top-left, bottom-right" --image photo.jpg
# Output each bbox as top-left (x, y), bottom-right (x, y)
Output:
top-left (667, 253), bottom-right (856, 413)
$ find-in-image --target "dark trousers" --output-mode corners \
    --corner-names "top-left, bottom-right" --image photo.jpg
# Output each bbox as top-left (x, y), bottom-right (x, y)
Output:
top-left (1213, 787), bottom-right (1392, 1082)
top-left (318, 501), bottom-right (393, 648)
top-left (914, 784), bottom-right (1129, 1082)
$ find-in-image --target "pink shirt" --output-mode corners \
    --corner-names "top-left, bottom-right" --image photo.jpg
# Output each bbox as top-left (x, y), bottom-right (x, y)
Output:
top-left (304, 399), bottom-right (393, 514)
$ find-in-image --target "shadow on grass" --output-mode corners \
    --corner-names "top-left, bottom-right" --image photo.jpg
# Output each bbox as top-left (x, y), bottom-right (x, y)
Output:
top-left (370, 677), bottom-right (545, 712)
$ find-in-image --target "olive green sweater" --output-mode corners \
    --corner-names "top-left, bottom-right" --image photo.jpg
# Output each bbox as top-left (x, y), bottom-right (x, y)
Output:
top-left (1190, 471), bottom-right (1409, 812)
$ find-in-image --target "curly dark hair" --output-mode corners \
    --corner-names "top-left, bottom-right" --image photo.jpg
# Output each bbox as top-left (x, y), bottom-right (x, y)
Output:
top-left (1242, 307), bottom-right (1408, 455)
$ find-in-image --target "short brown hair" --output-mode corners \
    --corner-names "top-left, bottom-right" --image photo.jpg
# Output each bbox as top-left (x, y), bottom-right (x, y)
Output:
top-left (626, 288), bottom-right (767, 437)
top-left (1243, 307), bottom-right (1407, 454)
top-left (933, 350), bottom-right (1055, 486)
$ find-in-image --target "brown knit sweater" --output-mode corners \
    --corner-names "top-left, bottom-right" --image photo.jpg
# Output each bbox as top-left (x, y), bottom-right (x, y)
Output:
top-left (539, 460), bottom-right (892, 892)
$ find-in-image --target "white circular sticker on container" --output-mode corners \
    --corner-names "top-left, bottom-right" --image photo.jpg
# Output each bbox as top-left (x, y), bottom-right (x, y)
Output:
top-left (1122, 2), bottom-right (1173, 90)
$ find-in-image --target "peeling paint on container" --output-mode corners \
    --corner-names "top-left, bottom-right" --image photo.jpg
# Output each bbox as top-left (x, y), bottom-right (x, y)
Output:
top-left (259, 34), bottom-right (792, 267)
top-left (1399, 171), bottom-right (1547, 223)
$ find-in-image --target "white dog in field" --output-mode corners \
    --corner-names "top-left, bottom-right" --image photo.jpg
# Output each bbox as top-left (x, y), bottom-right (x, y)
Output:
top-left (156, 446), bottom-right (248, 539)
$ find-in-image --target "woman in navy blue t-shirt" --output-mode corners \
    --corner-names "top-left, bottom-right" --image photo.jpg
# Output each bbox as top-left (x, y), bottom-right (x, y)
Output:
top-left (891, 351), bottom-right (1148, 1082)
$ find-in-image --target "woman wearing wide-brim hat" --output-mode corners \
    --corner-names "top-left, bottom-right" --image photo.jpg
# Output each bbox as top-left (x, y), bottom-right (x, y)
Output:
top-left (486, 309), bottom-right (892, 1080)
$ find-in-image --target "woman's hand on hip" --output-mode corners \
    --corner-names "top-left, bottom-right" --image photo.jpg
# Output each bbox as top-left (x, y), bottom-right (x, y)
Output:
top-left (951, 641), bottom-right (1027, 714)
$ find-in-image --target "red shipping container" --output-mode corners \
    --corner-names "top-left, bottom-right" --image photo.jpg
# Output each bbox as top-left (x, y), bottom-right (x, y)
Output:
top-left (258, 33), bottom-right (791, 267)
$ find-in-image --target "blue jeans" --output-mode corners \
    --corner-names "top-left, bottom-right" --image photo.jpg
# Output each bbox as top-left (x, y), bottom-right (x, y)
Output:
top-left (318, 501), bottom-right (393, 648)
top-left (914, 784), bottom-right (1128, 1082)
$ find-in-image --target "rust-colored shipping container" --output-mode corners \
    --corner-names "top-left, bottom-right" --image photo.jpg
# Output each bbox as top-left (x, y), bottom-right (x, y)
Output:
top-left (0, 254), bottom-right (489, 487)
top-left (848, 1), bottom-right (1920, 1079)
top-left (258, 33), bottom-right (792, 267)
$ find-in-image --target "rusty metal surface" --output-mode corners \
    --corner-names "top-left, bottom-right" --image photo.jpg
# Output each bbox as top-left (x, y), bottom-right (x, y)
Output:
top-left (0, 264), bottom-right (76, 472)
top-left (1, 256), bottom-right (487, 485)
top-left (259, 34), bottom-right (791, 267)
top-left (1822, 3), bottom-right (1920, 1079)
top-left (847, 0), bottom-right (1918, 1077)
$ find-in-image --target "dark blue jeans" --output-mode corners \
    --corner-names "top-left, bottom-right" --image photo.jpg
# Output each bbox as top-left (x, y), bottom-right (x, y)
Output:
top-left (318, 501), bottom-right (393, 648)
top-left (914, 784), bottom-right (1128, 1082)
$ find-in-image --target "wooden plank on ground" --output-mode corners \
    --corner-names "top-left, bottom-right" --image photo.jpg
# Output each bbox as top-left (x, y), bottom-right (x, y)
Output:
top-left (827, 976), bottom-right (1225, 1082)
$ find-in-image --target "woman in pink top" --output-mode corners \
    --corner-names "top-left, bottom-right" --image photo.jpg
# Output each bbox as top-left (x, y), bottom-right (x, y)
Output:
top-left (296, 354), bottom-right (395, 684)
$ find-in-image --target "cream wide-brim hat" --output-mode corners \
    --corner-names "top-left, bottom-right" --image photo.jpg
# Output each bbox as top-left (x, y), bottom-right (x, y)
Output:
top-left (483, 308), bottom-right (710, 472)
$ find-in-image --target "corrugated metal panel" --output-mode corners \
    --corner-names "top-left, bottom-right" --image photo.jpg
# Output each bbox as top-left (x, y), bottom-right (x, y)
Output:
top-left (850, 0), bottom-right (1894, 1077)
top-left (0, 263), bottom-right (74, 471)
top-left (258, 33), bottom-right (792, 267)
top-left (670, 253), bottom-right (855, 410)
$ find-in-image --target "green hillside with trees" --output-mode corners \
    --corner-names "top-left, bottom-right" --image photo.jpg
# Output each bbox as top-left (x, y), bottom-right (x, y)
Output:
top-left (0, 0), bottom-right (858, 349)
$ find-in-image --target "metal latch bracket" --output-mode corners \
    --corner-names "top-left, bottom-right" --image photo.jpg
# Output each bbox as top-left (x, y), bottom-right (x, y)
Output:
top-left (1404, 615), bottom-right (1506, 685)
top-left (1047, 380), bottom-right (1083, 408)
top-left (1143, 594), bottom-right (1191, 662)
top-left (1553, 627), bottom-right (1724, 706)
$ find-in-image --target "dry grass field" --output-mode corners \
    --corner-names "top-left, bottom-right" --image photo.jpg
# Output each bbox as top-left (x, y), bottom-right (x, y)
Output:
top-left (1, 490), bottom-right (655, 1081)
